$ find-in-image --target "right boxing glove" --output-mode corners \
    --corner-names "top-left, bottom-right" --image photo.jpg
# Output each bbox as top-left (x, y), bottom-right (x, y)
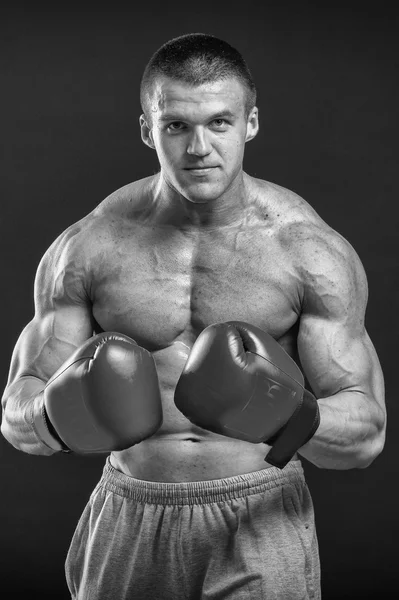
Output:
top-left (33, 332), bottom-right (163, 454)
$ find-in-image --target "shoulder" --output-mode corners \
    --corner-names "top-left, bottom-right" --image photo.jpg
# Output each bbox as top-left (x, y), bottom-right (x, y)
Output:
top-left (250, 175), bottom-right (364, 271)
top-left (279, 216), bottom-right (367, 299)
top-left (248, 175), bottom-right (368, 307)
top-left (36, 176), bottom-right (153, 292)
top-left (247, 175), bottom-right (325, 237)
top-left (38, 218), bottom-right (90, 273)
top-left (290, 220), bottom-right (368, 315)
top-left (34, 216), bottom-right (95, 305)
top-left (41, 175), bottom-right (153, 261)
top-left (34, 177), bottom-right (149, 292)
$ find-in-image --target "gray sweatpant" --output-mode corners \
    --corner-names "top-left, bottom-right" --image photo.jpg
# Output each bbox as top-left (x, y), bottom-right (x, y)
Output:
top-left (65, 457), bottom-right (321, 599)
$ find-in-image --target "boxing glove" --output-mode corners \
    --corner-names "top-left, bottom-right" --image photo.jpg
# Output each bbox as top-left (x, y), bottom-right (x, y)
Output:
top-left (174, 321), bottom-right (319, 469)
top-left (33, 332), bottom-right (163, 454)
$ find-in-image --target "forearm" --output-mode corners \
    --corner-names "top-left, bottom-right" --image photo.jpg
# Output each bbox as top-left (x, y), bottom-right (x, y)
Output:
top-left (1, 376), bottom-right (62, 455)
top-left (298, 390), bottom-right (386, 469)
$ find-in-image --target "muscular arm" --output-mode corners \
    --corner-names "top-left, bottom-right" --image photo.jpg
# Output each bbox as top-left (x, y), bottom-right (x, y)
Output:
top-left (1, 224), bottom-right (95, 455)
top-left (294, 226), bottom-right (386, 469)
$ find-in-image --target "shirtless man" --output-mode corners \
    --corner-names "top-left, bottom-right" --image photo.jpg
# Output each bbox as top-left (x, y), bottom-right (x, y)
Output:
top-left (1, 34), bottom-right (386, 599)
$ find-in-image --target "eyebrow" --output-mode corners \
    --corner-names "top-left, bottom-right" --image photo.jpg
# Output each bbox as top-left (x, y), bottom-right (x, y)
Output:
top-left (159, 110), bottom-right (237, 123)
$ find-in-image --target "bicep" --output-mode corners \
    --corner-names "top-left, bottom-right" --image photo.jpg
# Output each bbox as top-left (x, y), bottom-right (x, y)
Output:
top-left (6, 230), bottom-right (95, 386)
top-left (298, 313), bottom-right (381, 399)
top-left (296, 232), bottom-right (384, 406)
top-left (8, 308), bottom-right (94, 385)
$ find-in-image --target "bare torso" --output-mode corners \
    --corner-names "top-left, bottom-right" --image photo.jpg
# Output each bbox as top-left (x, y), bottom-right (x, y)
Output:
top-left (80, 173), bottom-right (319, 482)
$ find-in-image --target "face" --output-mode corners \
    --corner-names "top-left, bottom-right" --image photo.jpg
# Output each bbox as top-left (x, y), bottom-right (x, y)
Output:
top-left (140, 76), bottom-right (258, 204)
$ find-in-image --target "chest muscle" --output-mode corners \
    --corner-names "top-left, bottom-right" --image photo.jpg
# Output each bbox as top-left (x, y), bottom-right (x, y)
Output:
top-left (91, 227), bottom-right (300, 350)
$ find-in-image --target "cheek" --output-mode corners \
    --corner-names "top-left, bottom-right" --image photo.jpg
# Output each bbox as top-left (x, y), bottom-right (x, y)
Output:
top-left (157, 137), bottom-right (181, 163)
top-left (220, 136), bottom-right (245, 163)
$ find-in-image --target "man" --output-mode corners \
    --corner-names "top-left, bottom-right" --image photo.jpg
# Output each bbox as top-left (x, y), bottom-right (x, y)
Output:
top-left (1, 33), bottom-right (386, 599)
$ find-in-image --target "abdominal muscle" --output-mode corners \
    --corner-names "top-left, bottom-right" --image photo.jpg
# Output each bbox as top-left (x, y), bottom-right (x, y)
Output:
top-left (110, 436), bottom-right (277, 483)
top-left (109, 342), bottom-right (298, 483)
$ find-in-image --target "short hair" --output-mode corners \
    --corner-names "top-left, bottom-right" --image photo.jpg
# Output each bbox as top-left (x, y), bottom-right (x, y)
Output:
top-left (140, 33), bottom-right (257, 124)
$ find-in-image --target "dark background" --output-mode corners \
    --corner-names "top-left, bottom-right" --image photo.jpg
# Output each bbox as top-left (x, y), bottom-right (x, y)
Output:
top-left (1, 2), bottom-right (398, 598)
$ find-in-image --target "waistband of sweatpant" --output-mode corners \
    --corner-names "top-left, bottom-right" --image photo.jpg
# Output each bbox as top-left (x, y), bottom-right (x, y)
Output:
top-left (94, 456), bottom-right (306, 505)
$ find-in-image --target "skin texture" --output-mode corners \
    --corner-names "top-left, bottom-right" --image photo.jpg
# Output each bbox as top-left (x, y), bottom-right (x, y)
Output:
top-left (2, 76), bottom-right (386, 481)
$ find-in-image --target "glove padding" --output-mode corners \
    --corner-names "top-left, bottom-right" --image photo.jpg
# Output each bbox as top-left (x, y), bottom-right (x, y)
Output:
top-left (39, 332), bottom-right (163, 454)
top-left (174, 321), bottom-right (319, 469)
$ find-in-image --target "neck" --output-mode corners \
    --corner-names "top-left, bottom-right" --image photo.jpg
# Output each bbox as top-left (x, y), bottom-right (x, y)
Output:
top-left (151, 170), bottom-right (251, 230)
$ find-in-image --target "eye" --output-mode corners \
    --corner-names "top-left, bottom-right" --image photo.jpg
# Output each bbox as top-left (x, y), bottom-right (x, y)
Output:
top-left (167, 122), bottom-right (185, 132)
top-left (212, 119), bottom-right (229, 129)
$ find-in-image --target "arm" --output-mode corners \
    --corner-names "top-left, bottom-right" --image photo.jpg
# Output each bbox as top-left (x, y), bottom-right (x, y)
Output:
top-left (1, 224), bottom-right (95, 455)
top-left (295, 227), bottom-right (386, 469)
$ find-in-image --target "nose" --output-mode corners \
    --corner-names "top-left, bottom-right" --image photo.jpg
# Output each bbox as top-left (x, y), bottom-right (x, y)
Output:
top-left (186, 127), bottom-right (212, 157)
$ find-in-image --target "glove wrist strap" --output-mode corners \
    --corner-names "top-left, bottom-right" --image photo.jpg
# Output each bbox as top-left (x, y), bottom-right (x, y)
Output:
top-left (31, 393), bottom-right (68, 452)
top-left (265, 389), bottom-right (320, 469)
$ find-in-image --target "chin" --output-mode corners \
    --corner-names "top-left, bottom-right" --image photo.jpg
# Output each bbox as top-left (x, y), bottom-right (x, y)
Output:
top-left (179, 183), bottom-right (224, 204)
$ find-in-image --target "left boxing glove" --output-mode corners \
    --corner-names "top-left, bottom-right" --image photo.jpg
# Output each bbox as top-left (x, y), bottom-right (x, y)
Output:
top-left (33, 332), bottom-right (163, 454)
top-left (174, 321), bottom-right (319, 469)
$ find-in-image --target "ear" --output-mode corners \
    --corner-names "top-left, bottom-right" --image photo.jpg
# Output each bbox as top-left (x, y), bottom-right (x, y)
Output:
top-left (245, 107), bottom-right (259, 143)
top-left (140, 114), bottom-right (156, 150)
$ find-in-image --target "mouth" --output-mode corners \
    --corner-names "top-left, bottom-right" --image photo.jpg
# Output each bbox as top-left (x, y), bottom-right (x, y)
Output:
top-left (184, 167), bottom-right (218, 176)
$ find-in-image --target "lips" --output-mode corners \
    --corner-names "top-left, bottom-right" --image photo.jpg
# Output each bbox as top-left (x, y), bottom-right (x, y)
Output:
top-left (185, 167), bottom-right (217, 176)
top-left (185, 166), bottom-right (217, 170)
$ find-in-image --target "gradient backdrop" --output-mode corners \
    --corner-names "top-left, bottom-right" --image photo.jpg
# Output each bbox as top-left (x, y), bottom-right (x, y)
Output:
top-left (1, 3), bottom-right (398, 598)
